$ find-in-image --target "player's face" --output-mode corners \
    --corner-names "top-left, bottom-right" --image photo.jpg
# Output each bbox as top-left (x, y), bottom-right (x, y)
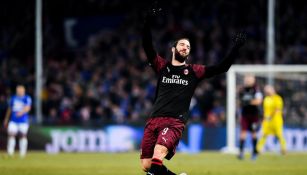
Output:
top-left (16, 86), bottom-right (25, 96)
top-left (264, 85), bottom-right (274, 95)
top-left (176, 39), bottom-right (190, 57)
top-left (173, 39), bottom-right (190, 63)
top-left (244, 75), bottom-right (255, 87)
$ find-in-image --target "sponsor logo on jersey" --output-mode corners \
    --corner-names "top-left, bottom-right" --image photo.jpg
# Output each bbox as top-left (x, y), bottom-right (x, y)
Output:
top-left (162, 75), bottom-right (188, 85)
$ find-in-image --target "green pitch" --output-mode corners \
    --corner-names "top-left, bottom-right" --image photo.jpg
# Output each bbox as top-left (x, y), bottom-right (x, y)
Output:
top-left (1, 151), bottom-right (307, 175)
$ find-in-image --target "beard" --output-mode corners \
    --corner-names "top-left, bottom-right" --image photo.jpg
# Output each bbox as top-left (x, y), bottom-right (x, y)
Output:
top-left (174, 48), bottom-right (188, 63)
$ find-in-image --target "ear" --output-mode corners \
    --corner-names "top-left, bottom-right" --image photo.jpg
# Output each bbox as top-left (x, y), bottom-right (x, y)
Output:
top-left (171, 47), bottom-right (175, 52)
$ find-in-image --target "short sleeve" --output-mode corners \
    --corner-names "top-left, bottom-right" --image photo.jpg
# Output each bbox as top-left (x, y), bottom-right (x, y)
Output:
top-left (25, 96), bottom-right (32, 106)
top-left (255, 92), bottom-right (263, 100)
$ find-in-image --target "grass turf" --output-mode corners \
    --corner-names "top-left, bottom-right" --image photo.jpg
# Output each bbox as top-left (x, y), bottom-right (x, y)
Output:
top-left (1, 151), bottom-right (307, 175)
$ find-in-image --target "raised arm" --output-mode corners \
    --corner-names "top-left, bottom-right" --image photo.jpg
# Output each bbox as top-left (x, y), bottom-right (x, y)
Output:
top-left (142, 2), bottom-right (162, 64)
top-left (141, 2), bottom-right (168, 74)
top-left (205, 32), bottom-right (246, 78)
top-left (142, 17), bottom-right (157, 63)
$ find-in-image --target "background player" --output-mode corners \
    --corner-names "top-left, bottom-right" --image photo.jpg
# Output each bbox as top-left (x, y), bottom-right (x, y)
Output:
top-left (238, 75), bottom-right (263, 160)
top-left (257, 85), bottom-right (287, 154)
top-left (3, 85), bottom-right (32, 157)
top-left (141, 2), bottom-right (247, 175)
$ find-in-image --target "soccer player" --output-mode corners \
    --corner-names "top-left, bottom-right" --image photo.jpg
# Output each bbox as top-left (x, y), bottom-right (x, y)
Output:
top-left (238, 75), bottom-right (263, 160)
top-left (257, 85), bottom-right (286, 154)
top-left (3, 85), bottom-right (32, 157)
top-left (141, 3), bottom-right (246, 175)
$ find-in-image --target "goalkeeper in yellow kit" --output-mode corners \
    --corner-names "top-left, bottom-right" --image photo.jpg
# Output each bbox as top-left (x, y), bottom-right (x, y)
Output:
top-left (257, 85), bottom-right (287, 154)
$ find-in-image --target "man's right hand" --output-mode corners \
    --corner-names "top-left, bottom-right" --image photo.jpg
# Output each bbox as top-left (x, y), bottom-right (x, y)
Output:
top-left (145, 1), bottom-right (163, 22)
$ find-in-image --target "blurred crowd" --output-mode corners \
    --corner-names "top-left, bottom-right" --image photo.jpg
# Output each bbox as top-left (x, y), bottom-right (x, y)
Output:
top-left (0, 0), bottom-right (307, 127)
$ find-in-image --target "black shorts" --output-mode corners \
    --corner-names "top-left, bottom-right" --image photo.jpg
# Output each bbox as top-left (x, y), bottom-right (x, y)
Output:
top-left (240, 115), bottom-right (259, 132)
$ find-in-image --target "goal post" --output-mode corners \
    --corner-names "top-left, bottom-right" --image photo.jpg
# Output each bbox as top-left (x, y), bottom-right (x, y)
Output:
top-left (222, 65), bottom-right (307, 153)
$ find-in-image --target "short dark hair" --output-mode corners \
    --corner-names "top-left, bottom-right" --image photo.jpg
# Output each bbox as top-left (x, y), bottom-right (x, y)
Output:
top-left (172, 38), bottom-right (191, 48)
